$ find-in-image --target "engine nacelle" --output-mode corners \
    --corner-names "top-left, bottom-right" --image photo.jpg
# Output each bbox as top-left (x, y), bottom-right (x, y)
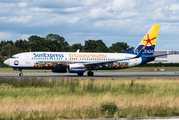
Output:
top-left (51, 67), bottom-right (67, 73)
top-left (68, 64), bottom-right (86, 73)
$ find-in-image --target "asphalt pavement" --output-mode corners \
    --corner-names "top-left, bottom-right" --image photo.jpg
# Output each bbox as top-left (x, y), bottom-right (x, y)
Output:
top-left (0, 71), bottom-right (179, 79)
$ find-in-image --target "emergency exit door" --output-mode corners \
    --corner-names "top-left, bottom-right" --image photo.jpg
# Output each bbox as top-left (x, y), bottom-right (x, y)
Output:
top-left (25, 55), bottom-right (30, 63)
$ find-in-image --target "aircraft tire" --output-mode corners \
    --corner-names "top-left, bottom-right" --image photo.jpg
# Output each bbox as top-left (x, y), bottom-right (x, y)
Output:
top-left (19, 73), bottom-right (23, 76)
top-left (87, 72), bottom-right (94, 76)
top-left (77, 73), bottom-right (84, 76)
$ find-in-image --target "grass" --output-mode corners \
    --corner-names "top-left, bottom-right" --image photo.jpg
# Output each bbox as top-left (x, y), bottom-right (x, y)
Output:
top-left (0, 67), bottom-right (179, 73)
top-left (0, 78), bottom-right (179, 119)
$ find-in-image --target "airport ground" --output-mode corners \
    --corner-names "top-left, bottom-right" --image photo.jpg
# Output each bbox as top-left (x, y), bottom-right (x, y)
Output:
top-left (0, 68), bottom-right (179, 119)
top-left (0, 77), bottom-right (179, 119)
top-left (1, 67), bottom-right (179, 73)
top-left (0, 67), bottom-right (179, 79)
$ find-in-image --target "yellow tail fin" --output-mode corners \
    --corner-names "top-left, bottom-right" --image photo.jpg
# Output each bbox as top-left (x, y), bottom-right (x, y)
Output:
top-left (134, 24), bottom-right (160, 55)
top-left (140, 24), bottom-right (160, 47)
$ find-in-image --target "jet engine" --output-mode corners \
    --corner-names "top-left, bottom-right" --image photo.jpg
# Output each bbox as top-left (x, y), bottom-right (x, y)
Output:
top-left (51, 67), bottom-right (67, 73)
top-left (68, 64), bottom-right (86, 73)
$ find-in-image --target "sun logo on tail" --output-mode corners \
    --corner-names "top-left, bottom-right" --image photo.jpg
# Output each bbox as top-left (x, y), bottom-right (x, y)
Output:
top-left (143, 34), bottom-right (156, 48)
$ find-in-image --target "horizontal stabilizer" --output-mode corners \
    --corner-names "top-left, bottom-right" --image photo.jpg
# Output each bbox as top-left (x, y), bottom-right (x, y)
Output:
top-left (145, 54), bottom-right (171, 58)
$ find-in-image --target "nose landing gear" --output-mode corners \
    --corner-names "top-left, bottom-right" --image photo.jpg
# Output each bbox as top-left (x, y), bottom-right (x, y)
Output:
top-left (19, 73), bottom-right (23, 76)
top-left (13, 68), bottom-right (23, 76)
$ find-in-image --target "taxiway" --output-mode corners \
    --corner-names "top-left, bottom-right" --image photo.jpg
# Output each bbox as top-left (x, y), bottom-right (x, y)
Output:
top-left (0, 72), bottom-right (179, 79)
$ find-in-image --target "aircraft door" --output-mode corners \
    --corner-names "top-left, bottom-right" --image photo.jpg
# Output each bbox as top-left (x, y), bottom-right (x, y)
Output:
top-left (134, 59), bottom-right (138, 65)
top-left (134, 58), bottom-right (142, 66)
top-left (25, 55), bottom-right (30, 63)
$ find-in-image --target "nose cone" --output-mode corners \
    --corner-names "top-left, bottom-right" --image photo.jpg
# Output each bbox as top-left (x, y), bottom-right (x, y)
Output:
top-left (3, 59), bottom-right (10, 66)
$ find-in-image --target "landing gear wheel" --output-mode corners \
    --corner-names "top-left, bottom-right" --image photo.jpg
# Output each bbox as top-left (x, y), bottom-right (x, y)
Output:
top-left (19, 73), bottom-right (23, 76)
top-left (87, 72), bottom-right (94, 76)
top-left (77, 73), bottom-right (84, 76)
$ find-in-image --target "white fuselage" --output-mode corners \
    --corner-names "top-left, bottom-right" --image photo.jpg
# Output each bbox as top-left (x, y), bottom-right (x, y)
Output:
top-left (6, 52), bottom-right (142, 69)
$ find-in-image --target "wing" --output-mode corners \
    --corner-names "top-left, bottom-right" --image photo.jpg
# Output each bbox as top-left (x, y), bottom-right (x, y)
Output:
top-left (83, 47), bottom-right (145, 68)
top-left (83, 58), bottom-right (130, 67)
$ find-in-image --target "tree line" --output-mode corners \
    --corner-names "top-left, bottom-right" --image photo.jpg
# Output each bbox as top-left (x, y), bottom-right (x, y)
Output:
top-left (0, 34), bottom-right (134, 57)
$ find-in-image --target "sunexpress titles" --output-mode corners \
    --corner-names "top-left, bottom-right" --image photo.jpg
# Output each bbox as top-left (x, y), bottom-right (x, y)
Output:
top-left (33, 53), bottom-right (64, 58)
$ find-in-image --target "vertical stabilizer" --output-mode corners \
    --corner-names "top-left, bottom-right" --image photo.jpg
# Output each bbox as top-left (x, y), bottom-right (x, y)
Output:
top-left (125, 24), bottom-right (160, 55)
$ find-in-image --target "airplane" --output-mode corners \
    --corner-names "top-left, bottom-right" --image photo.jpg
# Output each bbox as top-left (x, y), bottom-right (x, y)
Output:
top-left (3, 24), bottom-right (167, 76)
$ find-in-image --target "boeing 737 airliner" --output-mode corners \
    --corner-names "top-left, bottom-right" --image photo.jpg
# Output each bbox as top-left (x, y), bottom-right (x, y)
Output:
top-left (4, 24), bottom-right (166, 76)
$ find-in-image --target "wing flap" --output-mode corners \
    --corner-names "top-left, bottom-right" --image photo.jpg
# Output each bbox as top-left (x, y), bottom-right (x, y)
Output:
top-left (83, 58), bottom-right (129, 67)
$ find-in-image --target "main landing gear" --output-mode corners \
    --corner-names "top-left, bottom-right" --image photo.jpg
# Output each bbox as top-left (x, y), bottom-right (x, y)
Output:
top-left (77, 71), bottom-right (94, 76)
top-left (77, 73), bottom-right (84, 76)
top-left (87, 71), bottom-right (94, 76)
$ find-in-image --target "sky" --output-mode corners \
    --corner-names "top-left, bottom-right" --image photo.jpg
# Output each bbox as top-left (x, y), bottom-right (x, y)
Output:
top-left (0, 0), bottom-right (179, 50)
